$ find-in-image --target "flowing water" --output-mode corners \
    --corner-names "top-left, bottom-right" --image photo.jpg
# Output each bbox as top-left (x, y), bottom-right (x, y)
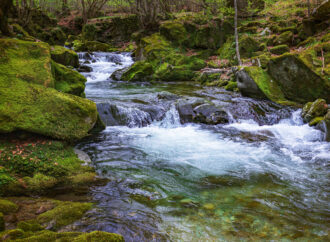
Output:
top-left (75, 52), bottom-right (330, 241)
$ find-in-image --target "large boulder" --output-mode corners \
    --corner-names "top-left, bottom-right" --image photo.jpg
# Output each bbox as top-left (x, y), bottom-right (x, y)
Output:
top-left (0, 39), bottom-right (54, 88)
top-left (268, 53), bottom-right (330, 103)
top-left (50, 45), bottom-right (79, 68)
top-left (0, 78), bottom-right (98, 140)
top-left (301, 99), bottom-right (328, 123)
top-left (52, 61), bottom-right (87, 97)
top-left (121, 61), bottom-right (154, 82)
top-left (236, 66), bottom-right (288, 103)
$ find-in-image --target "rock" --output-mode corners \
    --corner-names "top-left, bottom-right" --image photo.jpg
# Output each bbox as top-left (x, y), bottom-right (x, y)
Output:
top-left (38, 27), bottom-right (67, 46)
top-left (301, 99), bottom-right (328, 122)
top-left (0, 78), bottom-right (98, 140)
top-left (77, 65), bottom-right (93, 73)
top-left (74, 148), bottom-right (92, 165)
top-left (176, 97), bottom-right (206, 123)
top-left (274, 31), bottom-right (293, 45)
top-left (121, 61), bottom-right (154, 82)
top-left (224, 81), bottom-right (238, 91)
top-left (193, 104), bottom-right (229, 124)
top-left (50, 45), bottom-right (79, 68)
top-left (312, 0), bottom-right (330, 21)
top-left (159, 21), bottom-right (187, 44)
top-left (269, 45), bottom-right (290, 55)
top-left (52, 61), bottom-right (87, 97)
top-left (73, 231), bottom-right (124, 242)
top-left (251, 54), bottom-right (270, 68)
top-left (268, 53), bottom-right (330, 103)
top-left (239, 35), bottom-right (260, 58)
top-left (110, 67), bottom-right (129, 81)
top-left (317, 110), bottom-right (330, 141)
top-left (0, 39), bottom-right (54, 88)
top-left (153, 63), bottom-right (197, 82)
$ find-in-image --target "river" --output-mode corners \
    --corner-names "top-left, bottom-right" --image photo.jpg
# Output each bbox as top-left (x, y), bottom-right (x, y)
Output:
top-left (75, 52), bottom-right (329, 241)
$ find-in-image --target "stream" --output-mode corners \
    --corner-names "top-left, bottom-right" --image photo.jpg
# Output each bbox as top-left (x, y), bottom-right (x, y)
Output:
top-left (75, 52), bottom-right (329, 241)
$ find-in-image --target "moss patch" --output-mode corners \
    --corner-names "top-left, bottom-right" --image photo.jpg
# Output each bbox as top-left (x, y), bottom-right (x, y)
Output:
top-left (0, 199), bottom-right (18, 214)
top-left (50, 45), bottom-right (79, 68)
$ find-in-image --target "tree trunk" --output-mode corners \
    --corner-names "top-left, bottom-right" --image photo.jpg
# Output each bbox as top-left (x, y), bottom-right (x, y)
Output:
top-left (0, 0), bottom-right (13, 36)
top-left (307, 0), bottom-right (311, 17)
top-left (234, 0), bottom-right (242, 66)
top-left (81, 0), bottom-right (87, 24)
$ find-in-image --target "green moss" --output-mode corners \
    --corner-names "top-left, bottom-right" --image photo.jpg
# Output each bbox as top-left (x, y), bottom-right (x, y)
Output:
top-left (50, 45), bottom-right (79, 68)
top-left (138, 33), bottom-right (172, 61)
top-left (122, 61), bottom-right (154, 82)
top-left (274, 31), bottom-right (293, 45)
top-left (37, 201), bottom-right (92, 230)
top-left (69, 172), bottom-right (96, 186)
top-left (0, 39), bottom-right (54, 88)
top-left (154, 63), bottom-right (197, 82)
top-left (224, 81), bottom-right (238, 91)
top-left (0, 199), bottom-right (18, 214)
top-left (0, 229), bottom-right (25, 240)
top-left (218, 38), bottom-right (237, 65)
top-left (269, 45), bottom-right (290, 55)
top-left (251, 54), bottom-right (270, 68)
top-left (52, 61), bottom-right (86, 97)
top-left (23, 173), bottom-right (58, 193)
top-left (17, 220), bottom-right (44, 232)
top-left (73, 40), bottom-right (114, 52)
top-left (309, 116), bottom-right (325, 126)
top-left (160, 21), bottom-right (187, 44)
top-left (243, 66), bottom-right (289, 104)
top-left (0, 78), bottom-right (98, 140)
top-left (73, 231), bottom-right (124, 242)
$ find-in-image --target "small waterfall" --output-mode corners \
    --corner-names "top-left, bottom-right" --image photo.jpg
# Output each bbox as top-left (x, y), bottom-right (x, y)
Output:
top-left (157, 104), bottom-right (181, 128)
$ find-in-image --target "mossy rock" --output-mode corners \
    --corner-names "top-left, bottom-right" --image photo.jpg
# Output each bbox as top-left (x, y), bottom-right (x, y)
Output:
top-left (154, 63), bottom-right (197, 82)
top-left (251, 54), bottom-right (270, 69)
top-left (218, 38), bottom-right (237, 65)
top-left (274, 31), bottom-right (293, 46)
top-left (121, 61), bottom-right (154, 82)
top-left (159, 20), bottom-right (187, 44)
top-left (17, 220), bottom-right (44, 232)
top-left (50, 45), bottom-right (79, 68)
top-left (38, 27), bottom-right (66, 46)
top-left (37, 201), bottom-right (92, 230)
top-left (11, 24), bottom-right (34, 41)
top-left (52, 61), bottom-right (87, 97)
top-left (0, 229), bottom-right (25, 240)
top-left (82, 24), bottom-right (97, 41)
top-left (0, 39), bottom-right (54, 88)
top-left (237, 66), bottom-right (293, 105)
top-left (239, 35), bottom-right (260, 58)
top-left (268, 53), bottom-right (330, 103)
top-left (301, 99), bottom-right (328, 122)
top-left (224, 81), bottom-right (238, 91)
top-left (312, 0), bottom-right (330, 21)
top-left (0, 199), bottom-right (18, 214)
top-left (269, 45), bottom-right (290, 55)
top-left (0, 78), bottom-right (98, 140)
top-left (73, 40), bottom-right (114, 52)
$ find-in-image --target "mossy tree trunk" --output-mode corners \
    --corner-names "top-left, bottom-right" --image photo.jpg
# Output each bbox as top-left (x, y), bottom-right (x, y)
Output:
top-left (0, 0), bottom-right (13, 36)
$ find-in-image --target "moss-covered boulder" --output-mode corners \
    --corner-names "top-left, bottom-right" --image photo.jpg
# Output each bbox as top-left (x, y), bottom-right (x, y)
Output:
top-left (301, 99), bottom-right (328, 122)
top-left (251, 54), bottom-right (270, 68)
top-left (274, 31), bottom-right (293, 46)
top-left (52, 61), bottom-right (87, 97)
top-left (236, 66), bottom-right (291, 105)
top-left (0, 199), bottom-right (18, 214)
top-left (239, 35), bottom-right (260, 58)
top-left (50, 45), bottom-right (79, 68)
top-left (38, 27), bottom-right (67, 46)
top-left (0, 39), bottom-right (54, 88)
top-left (268, 53), bottom-right (330, 103)
top-left (0, 78), bottom-right (98, 140)
top-left (121, 61), bottom-right (154, 82)
top-left (269, 45), bottom-right (290, 55)
top-left (154, 63), bottom-right (197, 82)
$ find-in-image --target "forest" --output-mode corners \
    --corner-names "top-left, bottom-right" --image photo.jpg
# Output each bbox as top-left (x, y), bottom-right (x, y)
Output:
top-left (0, 0), bottom-right (329, 241)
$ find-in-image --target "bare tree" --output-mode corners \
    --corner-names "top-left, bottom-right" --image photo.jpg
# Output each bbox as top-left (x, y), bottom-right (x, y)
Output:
top-left (234, 0), bottom-right (241, 66)
top-left (307, 0), bottom-right (311, 17)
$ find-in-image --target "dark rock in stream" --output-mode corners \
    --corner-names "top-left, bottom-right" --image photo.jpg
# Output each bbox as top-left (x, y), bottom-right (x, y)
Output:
top-left (110, 67), bottom-right (129, 81)
top-left (77, 65), bottom-right (93, 72)
top-left (193, 104), bottom-right (229, 125)
top-left (176, 97), bottom-right (206, 123)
